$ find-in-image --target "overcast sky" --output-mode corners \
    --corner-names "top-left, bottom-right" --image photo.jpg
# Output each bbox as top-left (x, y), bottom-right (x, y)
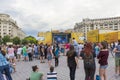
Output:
top-left (0, 0), bottom-right (120, 37)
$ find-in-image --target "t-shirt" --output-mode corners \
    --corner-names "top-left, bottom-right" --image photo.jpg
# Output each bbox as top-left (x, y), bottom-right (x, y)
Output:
top-left (30, 72), bottom-right (43, 80)
top-left (8, 48), bottom-right (14, 54)
top-left (66, 51), bottom-right (77, 67)
top-left (47, 47), bottom-right (52, 56)
top-left (8, 48), bottom-right (14, 57)
top-left (80, 51), bottom-right (96, 67)
top-left (72, 40), bottom-right (78, 46)
top-left (27, 47), bottom-right (33, 53)
top-left (97, 50), bottom-right (109, 66)
top-left (34, 45), bottom-right (38, 53)
top-left (23, 46), bottom-right (27, 53)
top-left (115, 45), bottom-right (120, 57)
top-left (55, 47), bottom-right (59, 57)
top-left (47, 72), bottom-right (57, 80)
top-left (17, 48), bottom-right (23, 54)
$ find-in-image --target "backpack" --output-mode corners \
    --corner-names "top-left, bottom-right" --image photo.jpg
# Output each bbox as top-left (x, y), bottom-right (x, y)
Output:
top-left (84, 53), bottom-right (94, 67)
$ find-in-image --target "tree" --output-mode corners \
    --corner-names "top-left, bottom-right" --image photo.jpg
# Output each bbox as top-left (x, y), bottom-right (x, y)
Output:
top-left (2, 35), bottom-right (11, 44)
top-left (12, 37), bottom-right (21, 45)
top-left (21, 38), bottom-right (28, 45)
top-left (22, 36), bottom-right (37, 45)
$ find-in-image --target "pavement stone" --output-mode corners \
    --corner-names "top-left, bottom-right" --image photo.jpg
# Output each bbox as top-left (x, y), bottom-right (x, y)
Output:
top-left (11, 53), bottom-right (120, 80)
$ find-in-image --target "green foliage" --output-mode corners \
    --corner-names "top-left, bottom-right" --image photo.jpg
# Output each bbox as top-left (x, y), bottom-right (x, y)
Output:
top-left (22, 36), bottom-right (37, 45)
top-left (2, 35), bottom-right (11, 44)
top-left (12, 37), bottom-right (21, 45)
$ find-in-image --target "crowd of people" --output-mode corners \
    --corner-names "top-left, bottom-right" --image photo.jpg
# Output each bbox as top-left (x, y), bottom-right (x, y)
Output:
top-left (0, 38), bottom-right (120, 80)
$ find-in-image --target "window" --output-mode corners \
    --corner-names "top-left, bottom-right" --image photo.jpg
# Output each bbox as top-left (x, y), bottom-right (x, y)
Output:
top-left (104, 24), bottom-right (108, 26)
top-left (109, 26), bottom-right (113, 29)
top-left (114, 23), bottom-right (118, 25)
top-left (3, 29), bottom-right (7, 31)
top-left (3, 26), bottom-right (7, 28)
top-left (109, 24), bottom-right (113, 25)
top-left (3, 32), bottom-right (6, 34)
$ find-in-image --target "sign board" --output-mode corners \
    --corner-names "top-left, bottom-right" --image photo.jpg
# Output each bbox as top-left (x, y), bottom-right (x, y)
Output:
top-left (6, 42), bottom-right (13, 45)
top-left (87, 30), bottom-right (99, 42)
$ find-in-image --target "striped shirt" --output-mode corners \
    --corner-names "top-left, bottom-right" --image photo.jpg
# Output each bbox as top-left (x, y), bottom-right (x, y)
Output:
top-left (47, 72), bottom-right (57, 80)
top-left (0, 53), bottom-right (9, 66)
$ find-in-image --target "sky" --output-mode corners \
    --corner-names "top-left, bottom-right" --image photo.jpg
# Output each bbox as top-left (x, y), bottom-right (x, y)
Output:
top-left (0, 0), bottom-right (120, 38)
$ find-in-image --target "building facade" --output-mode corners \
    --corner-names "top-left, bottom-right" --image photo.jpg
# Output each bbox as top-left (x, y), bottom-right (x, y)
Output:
top-left (0, 13), bottom-right (26, 39)
top-left (74, 17), bottom-right (120, 39)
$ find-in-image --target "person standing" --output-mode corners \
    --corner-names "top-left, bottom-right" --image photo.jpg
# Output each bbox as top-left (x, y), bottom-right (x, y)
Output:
top-left (0, 47), bottom-right (13, 80)
top-left (23, 45), bottom-right (28, 61)
top-left (27, 45), bottom-right (33, 61)
top-left (80, 42), bottom-right (96, 80)
top-left (95, 43), bottom-right (100, 56)
top-left (34, 44), bottom-right (39, 59)
top-left (78, 43), bottom-right (84, 56)
top-left (66, 45), bottom-right (78, 80)
top-left (7, 45), bottom-right (15, 63)
top-left (113, 40), bottom-right (120, 77)
top-left (47, 44), bottom-right (54, 67)
top-left (17, 46), bottom-right (22, 62)
top-left (40, 44), bottom-right (45, 63)
top-left (97, 41), bottom-right (109, 80)
top-left (54, 44), bottom-right (60, 67)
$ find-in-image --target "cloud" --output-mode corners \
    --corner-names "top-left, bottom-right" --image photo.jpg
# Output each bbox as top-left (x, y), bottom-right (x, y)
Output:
top-left (0, 0), bottom-right (120, 37)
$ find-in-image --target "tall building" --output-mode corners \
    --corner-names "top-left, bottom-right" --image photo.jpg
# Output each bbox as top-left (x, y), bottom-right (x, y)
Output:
top-left (74, 17), bottom-right (120, 39)
top-left (0, 13), bottom-right (26, 39)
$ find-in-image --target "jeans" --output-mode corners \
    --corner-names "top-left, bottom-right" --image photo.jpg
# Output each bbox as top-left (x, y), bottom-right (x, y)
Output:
top-left (69, 66), bottom-right (76, 80)
top-left (0, 64), bottom-right (13, 80)
top-left (28, 53), bottom-right (33, 61)
top-left (84, 65), bottom-right (96, 80)
top-left (55, 57), bottom-right (59, 67)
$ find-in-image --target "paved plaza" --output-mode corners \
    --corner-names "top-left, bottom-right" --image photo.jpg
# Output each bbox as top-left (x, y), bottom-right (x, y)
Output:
top-left (12, 54), bottom-right (120, 80)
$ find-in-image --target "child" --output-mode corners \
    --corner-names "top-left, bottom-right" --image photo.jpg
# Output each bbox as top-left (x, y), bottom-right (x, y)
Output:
top-left (47, 66), bottom-right (57, 80)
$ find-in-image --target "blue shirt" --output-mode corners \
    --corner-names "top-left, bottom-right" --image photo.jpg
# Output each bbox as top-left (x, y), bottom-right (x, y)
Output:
top-left (55, 47), bottom-right (59, 57)
top-left (0, 53), bottom-right (9, 66)
top-left (34, 45), bottom-right (38, 53)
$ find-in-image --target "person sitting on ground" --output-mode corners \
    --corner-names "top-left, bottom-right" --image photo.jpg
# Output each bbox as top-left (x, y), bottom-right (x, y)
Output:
top-left (30, 65), bottom-right (43, 80)
top-left (47, 66), bottom-right (57, 80)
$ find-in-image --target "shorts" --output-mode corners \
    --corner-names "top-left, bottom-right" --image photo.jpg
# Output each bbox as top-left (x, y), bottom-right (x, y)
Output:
top-left (8, 54), bottom-right (15, 59)
top-left (100, 65), bottom-right (108, 69)
top-left (47, 55), bottom-right (52, 61)
top-left (115, 57), bottom-right (120, 67)
top-left (23, 53), bottom-right (28, 57)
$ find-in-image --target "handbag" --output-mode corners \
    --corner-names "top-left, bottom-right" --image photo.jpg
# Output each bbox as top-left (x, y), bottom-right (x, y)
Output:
top-left (96, 75), bottom-right (101, 80)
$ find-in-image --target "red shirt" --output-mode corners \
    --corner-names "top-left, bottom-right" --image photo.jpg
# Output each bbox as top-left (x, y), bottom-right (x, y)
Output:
top-left (97, 50), bottom-right (109, 66)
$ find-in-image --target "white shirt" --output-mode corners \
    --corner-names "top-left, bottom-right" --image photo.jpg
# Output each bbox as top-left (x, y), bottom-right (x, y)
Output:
top-left (17, 48), bottom-right (23, 54)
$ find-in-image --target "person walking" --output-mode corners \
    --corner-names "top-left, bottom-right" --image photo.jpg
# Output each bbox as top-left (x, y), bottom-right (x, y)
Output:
top-left (97, 41), bottom-right (109, 80)
top-left (66, 45), bottom-right (78, 80)
top-left (80, 42), bottom-right (96, 80)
